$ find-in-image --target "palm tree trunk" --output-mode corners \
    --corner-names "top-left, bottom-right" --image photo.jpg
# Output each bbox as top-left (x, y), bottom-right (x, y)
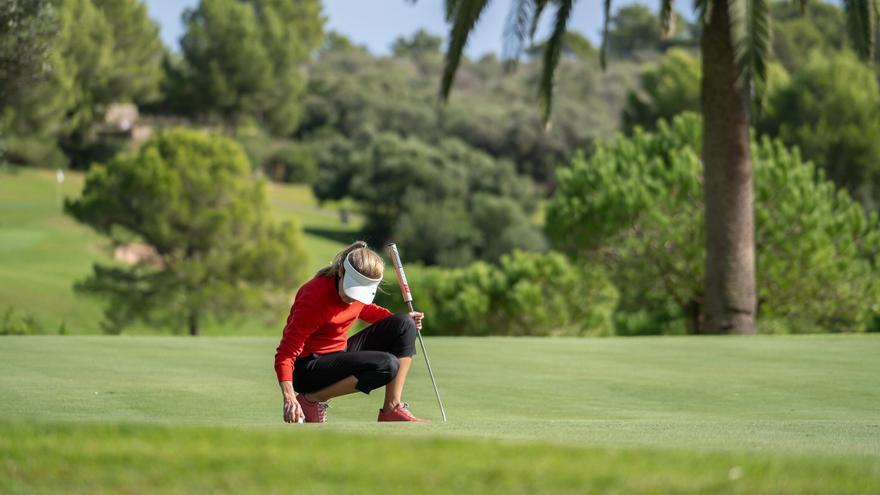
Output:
top-left (700, 0), bottom-right (757, 334)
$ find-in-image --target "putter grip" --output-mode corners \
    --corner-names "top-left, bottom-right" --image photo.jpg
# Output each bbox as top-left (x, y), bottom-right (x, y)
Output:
top-left (386, 243), bottom-right (413, 303)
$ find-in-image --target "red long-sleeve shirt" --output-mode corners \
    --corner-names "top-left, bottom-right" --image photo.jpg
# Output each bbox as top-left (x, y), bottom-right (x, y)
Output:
top-left (274, 274), bottom-right (393, 382)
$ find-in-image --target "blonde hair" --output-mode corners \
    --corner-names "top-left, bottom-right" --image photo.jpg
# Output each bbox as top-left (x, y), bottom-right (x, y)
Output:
top-left (316, 241), bottom-right (384, 279)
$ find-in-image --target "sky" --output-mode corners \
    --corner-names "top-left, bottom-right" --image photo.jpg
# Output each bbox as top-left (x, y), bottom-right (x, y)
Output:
top-left (143, 0), bottom-right (643, 57)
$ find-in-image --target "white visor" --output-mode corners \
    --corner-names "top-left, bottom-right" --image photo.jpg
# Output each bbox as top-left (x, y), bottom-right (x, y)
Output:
top-left (342, 253), bottom-right (382, 304)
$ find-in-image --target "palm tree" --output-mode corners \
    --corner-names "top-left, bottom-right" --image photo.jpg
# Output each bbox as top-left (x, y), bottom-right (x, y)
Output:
top-left (438, 0), bottom-right (878, 334)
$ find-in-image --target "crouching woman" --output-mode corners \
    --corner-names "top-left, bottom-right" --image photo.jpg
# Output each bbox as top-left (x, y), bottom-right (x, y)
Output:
top-left (274, 241), bottom-right (428, 423)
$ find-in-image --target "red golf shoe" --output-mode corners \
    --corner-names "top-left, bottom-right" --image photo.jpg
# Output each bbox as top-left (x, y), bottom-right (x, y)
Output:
top-left (377, 403), bottom-right (430, 422)
top-left (296, 393), bottom-right (328, 423)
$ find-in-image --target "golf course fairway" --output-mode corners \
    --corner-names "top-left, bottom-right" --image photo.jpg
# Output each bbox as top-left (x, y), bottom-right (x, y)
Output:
top-left (1, 335), bottom-right (878, 493)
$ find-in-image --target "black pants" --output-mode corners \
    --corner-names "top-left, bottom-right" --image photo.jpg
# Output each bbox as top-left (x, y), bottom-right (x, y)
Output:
top-left (293, 313), bottom-right (418, 395)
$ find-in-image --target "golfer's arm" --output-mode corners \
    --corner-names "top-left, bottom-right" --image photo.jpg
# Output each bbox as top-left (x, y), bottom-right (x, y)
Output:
top-left (279, 380), bottom-right (295, 399)
top-left (360, 303), bottom-right (393, 323)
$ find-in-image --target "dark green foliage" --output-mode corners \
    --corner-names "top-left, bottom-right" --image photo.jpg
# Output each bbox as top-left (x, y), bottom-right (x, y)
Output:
top-left (393, 198), bottom-right (481, 267)
top-left (468, 194), bottom-right (547, 261)
top-left (759, 51), bottom-right (880, 211)
top-left (604, 4), bottom-right (666, 56)
top-left (298, 34), bottom-right (637, 185)
top-left (547, 113), bottom-right (880, 334)
top-left (392, 29), bottom-right (443, 56)
top-left (843, 0), bottom-right (880, 60)
top-left (173, 0), bottom-right (273, 125)
top-left (321, 30), bottom-right (366, 55)
top-left (234, 122), bottom-right (278, 172)
top-left (622, 48), bottom-right (701, 133)
top-left (770, 0), bottom-right (846, 71)
top-left (524, 31), bottom-right (598, 61)
top-left (313, 131), bottom-right (543, 265)
top-left (622, 47), bottom-right (789, 133)
top-left (1, 0), bottom-right (111, 166)
top-left (298, 30), bottom-right (644, 265)
top-left (263, 142), bottom-right (317, 184)
top-left (65, 128), bottom-right (309, 334)
top-left (92, 0), bottom-right (166, 104)
top-left (374, 251), bottom-right (618, 336)
top-left (1, 0), bottom-right (164, 167)
top-left (168, 0), bottom-right (323, 134)
top-left (0, 0), bottom-right (57, 108)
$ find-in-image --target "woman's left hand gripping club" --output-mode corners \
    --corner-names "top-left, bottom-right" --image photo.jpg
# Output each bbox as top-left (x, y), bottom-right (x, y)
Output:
top-left (408, 311), bottom-right (424, 330)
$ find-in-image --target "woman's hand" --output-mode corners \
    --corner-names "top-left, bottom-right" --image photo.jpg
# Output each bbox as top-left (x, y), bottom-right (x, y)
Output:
top-left (283, 396), bottom-right (303, 423)
top-left (409, 311), bottom-right (424, 330)
top-left (279, 381), bottom-right (304, 423)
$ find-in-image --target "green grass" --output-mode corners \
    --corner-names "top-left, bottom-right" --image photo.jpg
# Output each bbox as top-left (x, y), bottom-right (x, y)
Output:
top-left (3, 169), bottom-right (879, 492)
top-left (2, 421), bottom-right (877, 495)
top-left (0, 335), bottom-right (878, 493)
top-left (0, 168), bottom-right (104, 334)
top-left (0, 168), bottom-right (359, 335)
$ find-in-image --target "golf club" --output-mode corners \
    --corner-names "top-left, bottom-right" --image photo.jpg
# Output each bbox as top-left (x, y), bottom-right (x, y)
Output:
top-left (385, 242), bottom-right (448, 422)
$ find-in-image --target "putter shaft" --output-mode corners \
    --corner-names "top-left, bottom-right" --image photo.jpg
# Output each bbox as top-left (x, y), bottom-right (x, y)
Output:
top-left (406, 300), bottom-right (447, 422)
top-left (386, 243), bottom-right (447, 422)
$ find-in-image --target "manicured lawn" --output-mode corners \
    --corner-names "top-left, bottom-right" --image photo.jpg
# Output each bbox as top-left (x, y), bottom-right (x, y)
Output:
top-left (3, 170), bottom-right (879, 492)
top-left (0, 335), bottom-right (878, 493)
top-left (2, 421), bottom-right (878, 495)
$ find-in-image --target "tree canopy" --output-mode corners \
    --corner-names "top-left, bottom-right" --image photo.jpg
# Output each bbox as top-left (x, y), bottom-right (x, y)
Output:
top-left (1, 0), bottom-right (165, 167)
top-left (167, 0), bottom-right (323, 134)
top-left (65, 129), bottom-right (309, 335)
top-left (547, 114), bottom-right (880, 334)
top-left (760, 51), bottom-right (880, 211)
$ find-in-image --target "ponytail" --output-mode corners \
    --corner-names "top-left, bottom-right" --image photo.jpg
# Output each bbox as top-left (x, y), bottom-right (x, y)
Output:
top-left (316, 240), bottom-right (370, 277)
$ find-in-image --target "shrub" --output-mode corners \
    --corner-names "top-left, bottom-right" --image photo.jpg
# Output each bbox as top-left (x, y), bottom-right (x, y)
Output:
top-left (374, 251), bottom-right (618, 336)
top-left (1, 306), bottom-right (43, 335)
top-left (313, 132), bottom-right (543, 265)
top-left (263, 142), bottom-right (317, 184)
top-left (759, 51), bottom-right (880, 210)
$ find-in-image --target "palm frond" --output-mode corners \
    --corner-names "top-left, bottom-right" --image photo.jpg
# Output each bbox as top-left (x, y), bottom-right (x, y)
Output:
top-left (503, 0), bottom-right (536, 70)
top-left (660, 0), bottom-right (674, 36)
top-left (843, 0), bottom-right (879, 60)
top-left (729, 0), bottom-right (771, 112)
top-left (445, 0), bottom-right (462, 21)
top-left (694, 0), bottom-right (712, 24)
top-left (440, 0), bottom-right (491, 101)
top-left (539, 0), bottom-right (574, 124)
top-left (599, 0), bottom-right (612, 69)
top-left (529, 0), bottom-right (551, 40)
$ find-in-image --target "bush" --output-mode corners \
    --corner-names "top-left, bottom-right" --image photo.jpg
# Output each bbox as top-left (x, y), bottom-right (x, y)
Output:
top-left (759, 51), bottom-right (880, 210)
top-left (622, 49), bottom-right (700, 134)
top-left (1, 306), bottom-right (43, 335)
top-left (547, 113), bottom-right (880, 334)
top-left (374, 251), bottom-right (618, 336)
top-left (234, 122), bottom-right (277, 171)
top-left (313, 132), bottom-right (543, 265)
top-left (263, 142), bottom-right (317, 184)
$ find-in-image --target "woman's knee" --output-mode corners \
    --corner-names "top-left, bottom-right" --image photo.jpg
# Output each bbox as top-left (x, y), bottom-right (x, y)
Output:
top-left (382, 352), bottom-right (401, 378)
top-left (354, 353), bottom-right (400, 394)
top-left (389, 312), bottom-right (417, 341)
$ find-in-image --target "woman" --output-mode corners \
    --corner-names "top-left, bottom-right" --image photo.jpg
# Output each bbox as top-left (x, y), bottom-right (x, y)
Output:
top-left (274, 241), bottom-right (428, 423)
